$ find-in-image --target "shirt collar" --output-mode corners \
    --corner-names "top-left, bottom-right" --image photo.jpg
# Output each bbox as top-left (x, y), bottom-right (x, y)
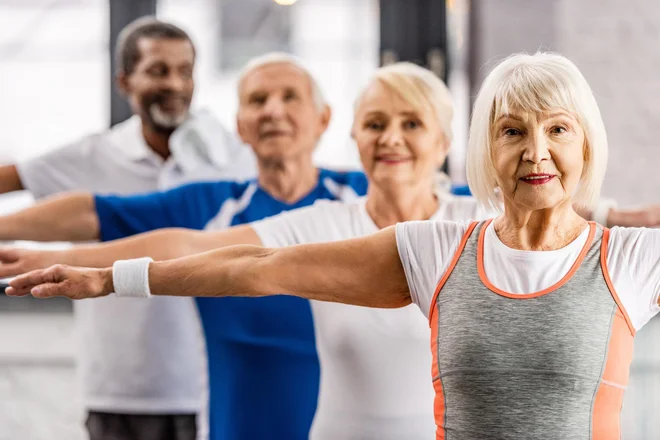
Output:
top-left (106, 115), bottom-right (161, 163)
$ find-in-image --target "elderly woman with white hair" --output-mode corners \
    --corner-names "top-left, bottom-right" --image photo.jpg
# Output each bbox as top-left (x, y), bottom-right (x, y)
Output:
top-left (8, 53), bottom-right (659, 439)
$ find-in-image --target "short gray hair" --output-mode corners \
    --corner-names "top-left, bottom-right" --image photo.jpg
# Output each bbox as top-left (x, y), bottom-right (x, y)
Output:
top-left (236, 52), bottom-right (326, 111)
top-left (466, 52), bottom-right (608, 211)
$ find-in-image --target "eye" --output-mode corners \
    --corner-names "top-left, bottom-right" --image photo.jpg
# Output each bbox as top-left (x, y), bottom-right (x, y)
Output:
top-left (283, 90), bottom-right (298, 101)
top-left (550, 125), bottom-right (567, 134)
top-left (146, 66), bottom-right (167, 77)
top-left (179, 66), bottom-right (193, 79)
top-left (249, 94), bottom-right (267, 105)
top-left (364, 120), bottom-right (385, 131)
top-left (503, 127), bottom-right (522, 136)
top-left (403, 119), bottom-right (421, 130)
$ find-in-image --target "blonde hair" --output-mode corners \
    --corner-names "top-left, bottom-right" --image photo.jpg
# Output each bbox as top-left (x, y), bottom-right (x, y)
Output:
top-left (466, 52), bottom-right (608, 212)
top-left (354, 62), bottom-right (454, 145)
top-left (237, 52), bottom-right (326, 111)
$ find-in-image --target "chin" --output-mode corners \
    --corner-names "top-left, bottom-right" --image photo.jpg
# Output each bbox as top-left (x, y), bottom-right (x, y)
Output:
top-left (516, 196), bottom-right (566, 212)
top-left (372, 171), bottom-right (414, 186)
top-left (148, 105), bottom-right (188, 130)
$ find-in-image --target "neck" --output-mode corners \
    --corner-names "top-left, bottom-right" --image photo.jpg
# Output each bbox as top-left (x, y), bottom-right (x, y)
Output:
top-left (494, 199), bottom-right (588, 251)
top-left (141, 122), bottom-right (172, 160)
top-left (257, 154), bottom-right (318, 203)
top-left (365, 180), bottom-right (439, 229)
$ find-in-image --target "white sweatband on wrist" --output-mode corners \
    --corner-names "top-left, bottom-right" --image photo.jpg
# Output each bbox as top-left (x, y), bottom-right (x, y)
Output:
top-left (112, 257), bottom-right (154, 298)
top-left (592, 198), bottom-right (618, 226)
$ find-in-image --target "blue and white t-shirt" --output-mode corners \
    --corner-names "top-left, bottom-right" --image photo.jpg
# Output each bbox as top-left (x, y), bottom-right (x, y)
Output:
top-left (94, 168), bottom-right (368, 440)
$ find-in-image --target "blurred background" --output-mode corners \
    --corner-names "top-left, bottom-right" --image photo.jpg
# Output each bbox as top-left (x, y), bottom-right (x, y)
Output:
top-left (0, 0), bottom-right (658, 439)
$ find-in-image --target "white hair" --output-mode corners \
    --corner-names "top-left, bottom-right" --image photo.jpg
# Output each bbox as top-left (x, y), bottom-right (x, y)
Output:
top-left (237, 52), bottom-right (326, 111)
top-left (466, 52), bottom-right (608, 212)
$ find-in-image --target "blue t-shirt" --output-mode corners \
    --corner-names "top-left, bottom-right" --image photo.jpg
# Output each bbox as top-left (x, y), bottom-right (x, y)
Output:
top-left (451, 184), bottom-right (472, 196)
top-left (95, 168), bottom-right (368, 440)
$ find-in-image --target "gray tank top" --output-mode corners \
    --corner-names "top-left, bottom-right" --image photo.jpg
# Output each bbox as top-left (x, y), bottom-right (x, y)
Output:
top-left (429, 220), bottom-right (635, 440)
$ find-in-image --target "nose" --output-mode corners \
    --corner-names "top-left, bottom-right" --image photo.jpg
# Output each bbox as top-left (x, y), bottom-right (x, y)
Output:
top-left (163, 72), bottom-right (188, 93)
top-left (379, 124), bottom-right (404, 147)
top-left (262, 97), bottom-right (286, 119)
top-left (522, 129), bottom-right (551, 164)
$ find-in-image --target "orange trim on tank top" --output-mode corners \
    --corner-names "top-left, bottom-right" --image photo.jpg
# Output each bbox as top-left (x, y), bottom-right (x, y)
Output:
top-left (428, 221), bottom-right (479, 326)
top-left (600, 227), bottom-right (636, 336)
top-left (476, 219), bottom-right (597, 299)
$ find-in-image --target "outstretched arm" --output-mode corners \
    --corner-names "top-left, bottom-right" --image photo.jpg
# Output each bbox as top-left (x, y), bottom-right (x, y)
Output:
top-left (0, 192), bottom-right (98, 242)
top-left (575, 199), bottom-right (660, 228)
top-left (0, 225), bottom-right (261, 278)
top-left (7, 227), bottom-right (412, 309)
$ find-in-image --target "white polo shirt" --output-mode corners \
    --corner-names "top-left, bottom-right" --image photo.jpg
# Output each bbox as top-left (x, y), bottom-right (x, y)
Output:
top-left (16, 114), bottom-right (256, 414)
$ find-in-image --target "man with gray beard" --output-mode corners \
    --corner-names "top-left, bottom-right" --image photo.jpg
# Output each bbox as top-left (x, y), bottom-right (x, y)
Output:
top-left (0, 17), bottom-right (255, 440)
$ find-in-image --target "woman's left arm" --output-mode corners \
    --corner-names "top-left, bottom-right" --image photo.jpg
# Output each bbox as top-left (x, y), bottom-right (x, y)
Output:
top-left (6, 227), bottom-right (413, 309)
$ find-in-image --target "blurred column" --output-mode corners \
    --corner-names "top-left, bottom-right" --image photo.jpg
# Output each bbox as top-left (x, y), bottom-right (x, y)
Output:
top-left (109, 0), bottom-right (157, 126)
top-left (379, 0), bottom-right (449, 168)
top-left (379, 0), bottom-right (448, 82)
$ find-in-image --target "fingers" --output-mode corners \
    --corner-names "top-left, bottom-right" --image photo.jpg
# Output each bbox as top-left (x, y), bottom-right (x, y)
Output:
top-left (30, 283), bottom-right (69, 299)
top-left (8, 268), bottom-right (51, 292)
top-left (7, 265), bottom-right (68, 297)
top-left (5, 282), bottom-right (67, 299)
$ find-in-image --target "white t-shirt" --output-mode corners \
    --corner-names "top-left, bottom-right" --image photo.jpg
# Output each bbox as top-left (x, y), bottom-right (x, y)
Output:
top-left (16, 115), bottom-right (256, 414)
top-left (396, 219), bottom-right (660, 332)
top-left (251, 193), bottom-right (492, 440)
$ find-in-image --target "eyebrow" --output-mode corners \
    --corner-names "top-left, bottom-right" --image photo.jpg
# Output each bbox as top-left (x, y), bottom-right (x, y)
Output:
top-left (495, 114), bottom-right (524, 123)
top-left (362, 110), bottom-right (420, 118)
top-left (542, 111), bottom-right (573, 120)
top-left (495, 111), bottom-right (573, 123)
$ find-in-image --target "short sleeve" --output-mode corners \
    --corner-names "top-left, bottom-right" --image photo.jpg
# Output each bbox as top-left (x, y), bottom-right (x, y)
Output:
top-left (607, 227), bottom-right (660, 331)
top-left (16, 141), bottom-right (96, 198)
top-left (251, 201), bottom-right (343, 248)
top-left (394, 220), bottom-right (469, 319)
top-left (251, 210), bottom-right (309, 248)
top-left (95, 181), bottom-right (238, 241)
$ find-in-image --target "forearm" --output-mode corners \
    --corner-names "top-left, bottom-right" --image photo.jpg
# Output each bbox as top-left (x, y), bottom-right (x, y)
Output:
top-left (0, 192), bottom-right (99, 241)
top-left (148, 245), bottom-right (275, 298)
top-left (67, 228), bottom-right (205, 267)
top-left (605, 206), bottom-right (660, 228)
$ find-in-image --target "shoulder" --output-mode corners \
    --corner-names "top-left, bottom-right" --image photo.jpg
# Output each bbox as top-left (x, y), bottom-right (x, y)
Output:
top-left (319, 168), bottom-right (368, 197)
top-left (607, 226), bottom-right (656, 254)
top-left (436, 193), bottom-right (497, 222)
top-left (396, 219), bottom-right (473, 250)
top-left (170, 179), bottom-right (252, 198)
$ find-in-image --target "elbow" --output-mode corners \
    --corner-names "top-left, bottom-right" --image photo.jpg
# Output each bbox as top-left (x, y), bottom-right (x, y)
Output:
top-left (78, 210), bottom-right (101, 241)
top-left (389, 293), bottom-right (413, 309)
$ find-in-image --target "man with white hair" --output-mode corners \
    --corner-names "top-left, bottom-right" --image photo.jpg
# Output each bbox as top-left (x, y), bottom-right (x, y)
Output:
top-left (0, 52), bottom-right (367, 440)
